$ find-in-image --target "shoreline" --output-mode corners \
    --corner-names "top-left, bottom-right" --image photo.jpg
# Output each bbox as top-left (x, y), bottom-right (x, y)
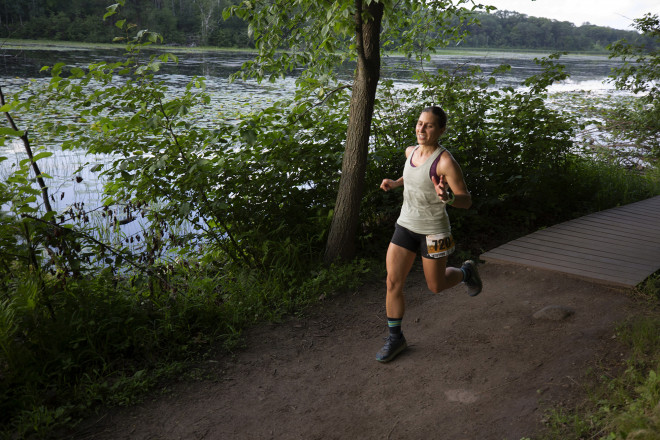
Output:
top-left (0, 38), bottom-right (612, 58)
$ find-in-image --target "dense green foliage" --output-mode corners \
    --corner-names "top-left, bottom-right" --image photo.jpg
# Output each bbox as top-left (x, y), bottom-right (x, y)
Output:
top-left (461, 10), bottom-right (657, 51)
top-left (0, 0), bottom-right (655, 52)
top-left (0, 0), bottom-right (249, 46)
top-left (569, 14), bottom-right (660, 170)
top-left (366, 54), bottom-right (660, 250)
top-left (603, 13), bottom-right (660, 163)
top-left (1, 2), bottom-right (660, 439)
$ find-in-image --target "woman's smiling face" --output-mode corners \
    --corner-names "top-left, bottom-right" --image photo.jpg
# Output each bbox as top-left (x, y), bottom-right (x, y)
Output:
top-left (415, 111), bottom-right (445, 147)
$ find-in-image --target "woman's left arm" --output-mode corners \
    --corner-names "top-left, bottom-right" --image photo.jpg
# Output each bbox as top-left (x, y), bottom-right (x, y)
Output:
top-left (433, 153), bottom-right (472, 209)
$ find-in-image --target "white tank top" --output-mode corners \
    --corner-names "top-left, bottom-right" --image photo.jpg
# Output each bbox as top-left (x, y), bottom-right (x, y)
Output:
top-left (396, 146), bottom-right (451, 235)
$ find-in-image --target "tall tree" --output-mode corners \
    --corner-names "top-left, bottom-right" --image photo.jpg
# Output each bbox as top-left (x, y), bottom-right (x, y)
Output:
top-left (224, 0), bottom-right (485, 263)
top-left (193, 0), bottom-right (217, 45)
top-left (324, 0), bottom-right (383, 263)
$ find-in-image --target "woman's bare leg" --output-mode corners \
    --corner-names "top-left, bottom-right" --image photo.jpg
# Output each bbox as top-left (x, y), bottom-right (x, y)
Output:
top-left (385, 242), bottom-right (417, 319)
top-left (421, 256), bottom-right (464, 294)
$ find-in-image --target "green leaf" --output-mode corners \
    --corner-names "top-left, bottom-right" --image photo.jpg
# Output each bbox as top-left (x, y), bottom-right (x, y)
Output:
top-left (32, 151), bottom-right (53, 161)
top-left (0, 102), bottom-right (16, 113)
top-left (179, 202), bottom-right (191, 216)
top-left (18, 204), bottom-right (37, 213)
top-left (43, 211), bottom-right (57, 222)
top-left (51, 62), bottom-right (66, 78)
top-left (103, 4), bottom-right (120, 20)
top-left (0, 127), bottom-right (24, 137)
top-left (70, 67), bottom-right (85, 78)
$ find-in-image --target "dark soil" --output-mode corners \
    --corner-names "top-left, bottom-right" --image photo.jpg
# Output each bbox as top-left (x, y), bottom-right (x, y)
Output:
top-left (75, 261), bottom-right (645, 440)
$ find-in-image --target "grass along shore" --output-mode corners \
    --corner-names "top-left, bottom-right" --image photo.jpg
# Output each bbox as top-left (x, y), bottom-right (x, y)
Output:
top-left (0, 37), bottom-right (613, 57)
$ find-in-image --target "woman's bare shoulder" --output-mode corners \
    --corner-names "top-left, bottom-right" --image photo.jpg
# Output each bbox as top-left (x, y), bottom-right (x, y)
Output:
top-left (436, 148), bottom-right (462, 174)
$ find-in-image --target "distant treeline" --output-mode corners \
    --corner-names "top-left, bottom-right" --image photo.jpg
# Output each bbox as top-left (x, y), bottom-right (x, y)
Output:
top-left (461, 10), bottom-right (652, 51)
top-left (0, 0), bottom-right (249, 47)
top-left (0, 0), bottom-right (655, 51)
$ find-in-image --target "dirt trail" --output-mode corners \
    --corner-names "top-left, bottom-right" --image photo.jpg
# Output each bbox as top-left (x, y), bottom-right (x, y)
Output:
top-left (77, 261), bottom-right (644, 440)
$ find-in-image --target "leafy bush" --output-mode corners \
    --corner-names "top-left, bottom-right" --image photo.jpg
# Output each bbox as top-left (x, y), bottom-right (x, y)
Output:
top-left (365, 53), bottom-right (660, 255)
top-left (606, 13), bottom-right (660, 163)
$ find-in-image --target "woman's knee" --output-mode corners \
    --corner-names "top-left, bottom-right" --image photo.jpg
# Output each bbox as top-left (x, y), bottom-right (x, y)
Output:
top-left (386, 275), bottom-right (405, 296)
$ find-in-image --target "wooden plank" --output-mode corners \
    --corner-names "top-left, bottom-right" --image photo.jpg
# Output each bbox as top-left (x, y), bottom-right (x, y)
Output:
top-left (537, 222), bottom-right (660, 245)
top-left (613, 199), bottom-right (660, 214)
top-left (483, 246), bottom-right (645, 285)
top-left (508, 238), bottom-right (658, 271)
top-left (481, 196), bottom-right (660, 287)
top-left (513, 234), bottom-right (659, 263)
top-left (602, 204), bottom-right (660, 216)
top-left (553, 212), bottom-right (660, 234)
top-left (487, 232), bottom-right (659, 276)
top-left (489, 242), bottom-right (650, 277)
top-left (593, 208), bottom-right (660, 224)
top-left (560, 215), bottom-right (660, 237)
top-left (614, 206), bottom-right (660, 216)
top-left (540, 227), bottom-right (656, 248)
top-left (481, 250), bottom-right (636, 283)
top-left (582, 212), bottom-right (660, 230)
top-left (593, 201), bottom-right (660, 216)
top-left (527, 227), bottom-right (660, 256)
top-left (610, 198), bottom-right (660, 210)
top-left (482, 249), bottom-right (642, 286)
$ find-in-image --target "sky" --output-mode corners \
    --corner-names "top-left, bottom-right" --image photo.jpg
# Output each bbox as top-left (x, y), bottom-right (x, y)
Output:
top-left (479, 0), bottom-right (660, 30)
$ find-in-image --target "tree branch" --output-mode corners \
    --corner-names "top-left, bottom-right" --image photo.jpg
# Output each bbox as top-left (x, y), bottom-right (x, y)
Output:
top-left (354, 0), bottom-right (366, 65)
top-left (291, 84), bottom-right (352, 125)
top-left (0, 86), bottom-right (54, 215)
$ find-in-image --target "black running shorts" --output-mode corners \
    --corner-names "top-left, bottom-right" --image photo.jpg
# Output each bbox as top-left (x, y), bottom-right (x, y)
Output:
top-left (391, 223), bottom-right (454, 259)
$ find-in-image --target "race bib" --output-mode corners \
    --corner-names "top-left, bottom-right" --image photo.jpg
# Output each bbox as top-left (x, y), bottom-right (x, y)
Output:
top-left (425, 233), bottom-right (455, 258)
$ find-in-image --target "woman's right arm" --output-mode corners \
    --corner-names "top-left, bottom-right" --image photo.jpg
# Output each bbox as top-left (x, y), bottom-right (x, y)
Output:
top-left (380, 177), bottom-right (403, 191)
top-left (380, 146), bottom-right (414, 191)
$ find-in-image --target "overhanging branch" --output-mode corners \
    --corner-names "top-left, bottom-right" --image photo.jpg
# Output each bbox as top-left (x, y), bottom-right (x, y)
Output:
top-left (1, 86), bottom-right (54, 215)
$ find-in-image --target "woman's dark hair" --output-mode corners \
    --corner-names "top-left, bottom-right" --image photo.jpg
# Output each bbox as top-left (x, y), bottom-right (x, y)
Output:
top-left (422, 106), bottom-right (447, 129)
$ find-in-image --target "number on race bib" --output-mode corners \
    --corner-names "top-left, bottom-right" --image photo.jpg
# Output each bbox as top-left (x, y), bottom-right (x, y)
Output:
top-left (425, 233), bottom-right (455, 258)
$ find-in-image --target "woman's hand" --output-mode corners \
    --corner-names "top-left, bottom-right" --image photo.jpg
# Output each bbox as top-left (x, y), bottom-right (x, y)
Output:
top-left (380, 178), bottom-right (401, 191)
top-left (432, 175), bottom-right (451, 201)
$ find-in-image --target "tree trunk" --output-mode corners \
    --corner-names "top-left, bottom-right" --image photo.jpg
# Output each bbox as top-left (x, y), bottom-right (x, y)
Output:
top-left (324, 0), bottom-right (384, 264)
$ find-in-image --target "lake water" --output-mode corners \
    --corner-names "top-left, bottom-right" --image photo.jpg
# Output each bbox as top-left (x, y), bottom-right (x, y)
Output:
top-left (0, 47), bottom-right (627, 243)
top-left (0, 47), bottom-right (623, 109)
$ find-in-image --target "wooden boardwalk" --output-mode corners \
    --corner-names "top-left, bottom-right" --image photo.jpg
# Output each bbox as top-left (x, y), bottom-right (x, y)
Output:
top-left (481, 196), bottom-right (660, 287)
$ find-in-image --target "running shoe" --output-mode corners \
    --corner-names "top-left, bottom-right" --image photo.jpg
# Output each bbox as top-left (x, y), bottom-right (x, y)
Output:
top-left (376, 333), bottom-right (408, 363)
top-left (462, 260), bottom-right (482, 297)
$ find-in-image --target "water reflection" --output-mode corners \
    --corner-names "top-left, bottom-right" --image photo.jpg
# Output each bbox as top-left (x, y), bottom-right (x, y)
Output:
top-left (0, 46), bottom-right (620, 83)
